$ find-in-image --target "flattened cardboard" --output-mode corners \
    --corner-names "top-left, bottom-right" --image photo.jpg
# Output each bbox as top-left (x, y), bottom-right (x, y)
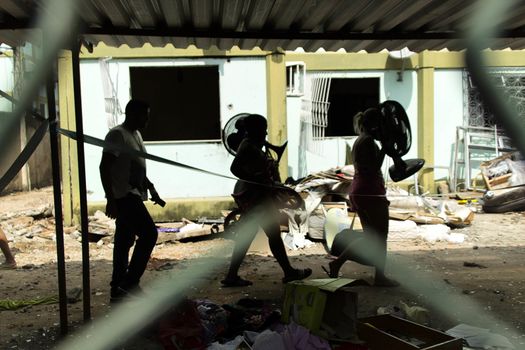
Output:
top-left (358, 314), bottom-right (462, 350)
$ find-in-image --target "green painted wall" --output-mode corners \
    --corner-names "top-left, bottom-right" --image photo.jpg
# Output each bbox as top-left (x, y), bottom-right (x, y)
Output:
top-left (89, 197), bottom-right (236, 222)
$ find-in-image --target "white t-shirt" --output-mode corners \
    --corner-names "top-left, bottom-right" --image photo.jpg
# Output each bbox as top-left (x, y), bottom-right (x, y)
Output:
top-left (103, 125), bottom-right (147, 200)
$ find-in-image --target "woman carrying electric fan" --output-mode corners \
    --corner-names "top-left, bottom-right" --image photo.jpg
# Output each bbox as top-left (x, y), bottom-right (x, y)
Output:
top-left (221, 114), bottom-right (312, 287)
top-left (323, 107), bottom-right (399, 287)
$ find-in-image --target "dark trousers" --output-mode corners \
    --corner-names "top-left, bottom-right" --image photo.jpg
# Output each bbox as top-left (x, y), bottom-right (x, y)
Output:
top-left (111, 194), bottom-right (158, 290)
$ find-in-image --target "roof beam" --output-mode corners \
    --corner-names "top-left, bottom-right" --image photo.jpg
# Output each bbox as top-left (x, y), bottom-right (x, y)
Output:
top-left (4, 23), bottom-right (525, 42)
top-left (83, 27), bottom-right (459, 40)
top-left (0, 0), bottom-right (31, 18)
top-left (0, 18), bottom-right (30, 29)
top-left (80, 27), bottom-right (525, 41)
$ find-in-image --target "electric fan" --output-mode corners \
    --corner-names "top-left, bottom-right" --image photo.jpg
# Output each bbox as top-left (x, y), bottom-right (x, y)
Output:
top-left (222, 113), bottom-right (250, 156)
top-left (379, 100), bottom-right (425, 182)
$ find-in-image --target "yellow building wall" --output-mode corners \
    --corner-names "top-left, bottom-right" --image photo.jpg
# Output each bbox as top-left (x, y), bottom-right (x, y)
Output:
top-left (57, 46), bottom-right (525, 222)
top-left (285, 49), bottom-right (525, 193)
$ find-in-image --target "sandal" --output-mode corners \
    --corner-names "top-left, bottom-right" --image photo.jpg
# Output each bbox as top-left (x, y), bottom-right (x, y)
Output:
top-left (220, 276), bottom-right (253, 288)
top-left (282, 268), bottom-right (312, 284)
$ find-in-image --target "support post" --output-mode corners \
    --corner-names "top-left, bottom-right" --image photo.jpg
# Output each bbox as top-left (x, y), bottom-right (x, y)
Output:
top-left (266, 51), bottom-right (288, 180)
top-left (57, 51), bottom-right (80, 226)
top-left (71, 41), bottom-right (91, 321)
top-left (417, 51), bottom-right (435, 193)
top-left (47, 67), bottom-right (68, 335)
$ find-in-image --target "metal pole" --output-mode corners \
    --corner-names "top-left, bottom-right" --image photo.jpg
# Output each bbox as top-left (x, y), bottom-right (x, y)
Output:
top-left (47, 66), bottom-right (68, 335)
top-left (71, 40), bottom-right (91, 321)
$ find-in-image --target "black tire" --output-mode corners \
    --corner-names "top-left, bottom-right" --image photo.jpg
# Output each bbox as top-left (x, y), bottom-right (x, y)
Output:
top-left (273, 186), bottom-right (304, 210)
top-left (482, 187), bottom-right (525, 213)
top-left (223, 208), bottom-right (242, 239)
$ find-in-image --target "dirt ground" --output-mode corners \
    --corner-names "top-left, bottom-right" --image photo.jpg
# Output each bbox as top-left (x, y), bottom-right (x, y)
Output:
top-left (1, 187), bottom-right (525, 349)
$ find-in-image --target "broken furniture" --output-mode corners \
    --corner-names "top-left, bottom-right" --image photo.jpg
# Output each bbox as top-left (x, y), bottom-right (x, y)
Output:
top-left (451, 125), bottom-right (514, 191)
top-left (480, 152), bottom-right (525, 212)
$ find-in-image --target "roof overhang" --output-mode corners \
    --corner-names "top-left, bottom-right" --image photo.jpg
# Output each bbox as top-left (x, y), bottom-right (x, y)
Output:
top-left (2, 0), bottom-right (525, 52)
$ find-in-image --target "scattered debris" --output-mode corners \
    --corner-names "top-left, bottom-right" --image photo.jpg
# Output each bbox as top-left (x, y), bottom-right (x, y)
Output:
top-left (446, 323), bottom-right (516, 350)
top-left (360, 314), bottom-right (462, 349)
top-left (0, 295), bottom-right (59, 311)
top-left (287, 167), bottom-right (353, 241)
top-left (463, 261), bottom-right (488, 268)
top-left (196, 217), bottom-right (225, 225)
top-left (156, 218), bottom-right (221, 243)
top-left (480, 152), bottom-right (525, 213)
top-left (87, 210), bottom-right (115, 236)
top-left (282, 166), bottom-right (476, 248)
top-left (377, 301), bottom-right (430, 326)
top-left (399, 301), bottom-right (430, 326)
top-left (389, 186), bottom-right (475, 227)
top-left (66, 287), bottom-right (82, 304)
top-left (0, 204), bottom-right (53, 221)
top-left (480, 152), bottom-right (525, 190)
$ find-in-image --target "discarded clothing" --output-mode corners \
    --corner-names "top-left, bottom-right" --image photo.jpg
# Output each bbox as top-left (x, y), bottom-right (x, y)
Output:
top-left (0, 295), bottom-right (59, 311)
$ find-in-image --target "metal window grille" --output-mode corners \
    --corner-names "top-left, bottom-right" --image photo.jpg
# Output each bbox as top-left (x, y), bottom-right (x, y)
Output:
top-left (464, 69), bottom-right (525, 128)
top-left (99, 58), bottom-right (122, 129)
top-left (286, 62), bottom-right (305, 96)
top-left (300, 74), bottom-right (331, 154)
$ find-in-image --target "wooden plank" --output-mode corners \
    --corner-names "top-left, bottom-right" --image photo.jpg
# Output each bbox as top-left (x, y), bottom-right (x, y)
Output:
top-left (157, 227), bottom-right (213, 243)
top-left (489, 173), bottom-right (512, 189)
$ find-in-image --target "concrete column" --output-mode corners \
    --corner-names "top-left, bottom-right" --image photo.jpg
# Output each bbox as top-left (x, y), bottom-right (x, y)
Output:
top-left (417, 51), bottom-right (435, 193)
top-left (58, 50), bottom-right (80, 225)
top-left (265, 51), bottom-right (288, 180)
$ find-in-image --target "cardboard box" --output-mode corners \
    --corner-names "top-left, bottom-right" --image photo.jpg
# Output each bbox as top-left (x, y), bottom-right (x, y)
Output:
top-left (357, 314), bottom-right (462, 350)
top-left (282, 278), bottom-right (361, 340)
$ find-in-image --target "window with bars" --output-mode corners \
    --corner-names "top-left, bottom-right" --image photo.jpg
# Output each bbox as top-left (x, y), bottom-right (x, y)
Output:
top-left (286, 62), bottom-right (305, 96)
top-left (464, 69), bottom-right (525, 128)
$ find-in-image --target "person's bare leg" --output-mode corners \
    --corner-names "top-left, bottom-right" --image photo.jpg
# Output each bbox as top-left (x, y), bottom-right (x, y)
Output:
top-left (263, 214), bottom-right (312, 282)
top-left (0, 227), bottom-right (16, 268)
top-left (266, 226), bottom-right (295, 276)
top-left (222, 212), bottom-right (259, 286)
top-left (327, 235), bottom-right (375, 278)
top-left (224, 226), bottom-right (257, 280)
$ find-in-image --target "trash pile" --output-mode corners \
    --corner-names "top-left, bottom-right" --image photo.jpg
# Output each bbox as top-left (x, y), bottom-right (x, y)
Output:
top-left (385, 186), bottom-right (473, 244)
top-left (157, 298), bottom-right (302, 350)
top-left (478, 151), bottom-right (525, 213)
top-left (283, 166), bottom-right (353, 247)
top-left (150, 279), bottom-right (516, 350)
top-left (282, 165), bottom-right (476, 248)
top-left (0, 204), bottom-right (65, 241)
top-left (156, 217), bottom-right (222, 243)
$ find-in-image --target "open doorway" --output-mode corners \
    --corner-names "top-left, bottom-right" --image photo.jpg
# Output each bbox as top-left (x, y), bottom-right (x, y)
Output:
top-left (326, 78), bottom-right (380, 137)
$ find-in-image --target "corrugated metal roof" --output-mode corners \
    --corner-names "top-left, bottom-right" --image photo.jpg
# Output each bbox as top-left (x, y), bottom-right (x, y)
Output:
top-left (1, 0), bottom-right (525, 52)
